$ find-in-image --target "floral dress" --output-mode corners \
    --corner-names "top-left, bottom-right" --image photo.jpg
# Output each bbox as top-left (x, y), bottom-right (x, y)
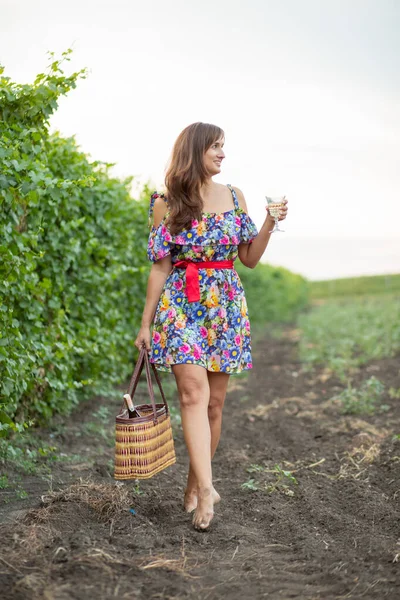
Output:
top-left (147, 184), bottom-right (258, 374)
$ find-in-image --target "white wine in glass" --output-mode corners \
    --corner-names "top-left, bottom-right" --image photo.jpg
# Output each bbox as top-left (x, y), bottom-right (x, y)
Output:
top-left (265, 196), bottom-right (285, 233)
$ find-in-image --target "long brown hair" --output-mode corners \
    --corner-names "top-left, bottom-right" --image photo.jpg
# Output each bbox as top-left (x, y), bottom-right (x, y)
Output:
top-left (165, 122), bottom-right (224, 235)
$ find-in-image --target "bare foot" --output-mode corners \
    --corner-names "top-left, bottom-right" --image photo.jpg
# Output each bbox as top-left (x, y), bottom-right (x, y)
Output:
top-left (192, 487), bottom-right (214, 531)
top-left (212, 488), bottom-right (221, 506)
top-left (184, 487), bottom-right (221, 513)
top-left (183, 489), bottom-right (198, 513)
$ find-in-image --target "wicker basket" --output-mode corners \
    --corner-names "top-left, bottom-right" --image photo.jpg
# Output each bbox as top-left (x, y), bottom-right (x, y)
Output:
top-left (114, 348), bottom-right (176, 480)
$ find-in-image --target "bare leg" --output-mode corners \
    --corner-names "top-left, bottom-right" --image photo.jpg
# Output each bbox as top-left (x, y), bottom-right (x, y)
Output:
top-left (172, 364), bottom-right (214, 530)
top-left (184, 372), bottom-right (230, 512)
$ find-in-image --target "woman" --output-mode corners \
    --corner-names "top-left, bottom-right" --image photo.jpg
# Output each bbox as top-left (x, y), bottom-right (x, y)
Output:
top-left (135, 122), bottom-right (288, 531)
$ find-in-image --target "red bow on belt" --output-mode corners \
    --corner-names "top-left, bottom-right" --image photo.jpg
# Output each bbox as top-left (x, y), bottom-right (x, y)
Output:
top-left (173, 260), bottom-right (234, 302)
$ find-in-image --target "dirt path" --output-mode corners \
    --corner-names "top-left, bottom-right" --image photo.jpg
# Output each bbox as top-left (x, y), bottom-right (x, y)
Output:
top-left (1, 327), bottom-right (399, 599)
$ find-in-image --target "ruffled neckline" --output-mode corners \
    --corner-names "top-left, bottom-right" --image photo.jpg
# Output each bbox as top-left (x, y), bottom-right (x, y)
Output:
top-left (166, 208), bottom-right (248, 220)
top-left (202, 208), bottom-right (236, 217)
top-left (154, 207), bottom-right (248, 228)
top-left (147, 190), bottom-right (258, 255)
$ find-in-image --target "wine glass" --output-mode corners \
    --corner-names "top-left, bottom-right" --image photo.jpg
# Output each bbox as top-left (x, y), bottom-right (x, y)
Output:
top-left (265, 196), bottom-right (286, 233)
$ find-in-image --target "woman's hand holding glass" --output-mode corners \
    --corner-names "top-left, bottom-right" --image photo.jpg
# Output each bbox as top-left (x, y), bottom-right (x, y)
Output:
top-left (265, 196), bottom-right (288, 233)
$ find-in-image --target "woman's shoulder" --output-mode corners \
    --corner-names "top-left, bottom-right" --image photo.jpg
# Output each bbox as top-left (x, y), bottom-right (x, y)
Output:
top-left (149, 191), bottom-right (169, 228)
top-left (150, 190), bottom-right (168, 205)
top-left (230, 185), bottom-right (248, 212)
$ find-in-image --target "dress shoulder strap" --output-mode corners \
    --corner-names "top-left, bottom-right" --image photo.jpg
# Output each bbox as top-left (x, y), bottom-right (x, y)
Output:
top-left (148, 191), bottom-right (168, 228)
top-left (226, 184), bottom-right (239, 210)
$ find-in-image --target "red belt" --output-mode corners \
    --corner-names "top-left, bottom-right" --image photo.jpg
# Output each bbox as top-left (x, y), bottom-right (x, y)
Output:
top-left (173, 260), bottom-right (234, 302)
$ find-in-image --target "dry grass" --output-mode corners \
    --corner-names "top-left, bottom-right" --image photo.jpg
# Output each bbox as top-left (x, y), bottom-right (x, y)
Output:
top-left (22, 504), bottom-right (54, 524)
top-left (0, 533), bottom-right (199, 599)
top-left (0, 520), bottom-right (60, 565)
top-left (39, 479), bottom-right (131, 523)
top-left (312, 439), bottom-right (382, 482)
top-left (139, 538), bottom-right (199, 579)
top-left (348, 442), bottom-right (381, 464)
top-left (70, 548), bottom-right (121, 576)
top-left (10, 573), bottom-right (49, 599)
top-left (19, 522), bottom-right (60, 552)
top-left (140, 557), bottom-right (196, 576)
top-left (0, 479), bottom-right (132, 575)
top-left (246, 396), bottom-right (310, 419)
top-left (345, 419), bottom-right (389, 438)
top-left (334, 442), bottom-right (381, 480)
top-left (228, 378), bottom-right (248, 393)
top-left (67, 540), bottom-right (200, 580)
top-left (393, 540), bottom-right (400, 563)
top-left (9, 572), bottom-right (72, 600)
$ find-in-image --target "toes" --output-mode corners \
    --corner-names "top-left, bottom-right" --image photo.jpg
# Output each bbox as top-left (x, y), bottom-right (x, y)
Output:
top-left (192, 510), bottom-right (214, 531)
top-left (190, 487), bottom-right (215, 530)
top-left (194, 518), bottom-right (213, 531)
top-left (193, 519), bottom-right (208, 531)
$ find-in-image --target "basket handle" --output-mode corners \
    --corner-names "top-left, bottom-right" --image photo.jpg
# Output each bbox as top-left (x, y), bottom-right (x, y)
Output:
top-left (148, 353), bottom-right (170, 414)
top-left (120, 347), bottom-right (170, 422)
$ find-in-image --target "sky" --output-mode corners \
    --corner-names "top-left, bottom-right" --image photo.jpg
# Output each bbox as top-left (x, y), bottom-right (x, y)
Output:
top-left (1, 0), bottom-right (399, 279)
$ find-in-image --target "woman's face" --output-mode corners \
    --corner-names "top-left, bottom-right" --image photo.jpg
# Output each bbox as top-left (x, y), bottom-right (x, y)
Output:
top-left (203, 137), bottom-right (225, 176)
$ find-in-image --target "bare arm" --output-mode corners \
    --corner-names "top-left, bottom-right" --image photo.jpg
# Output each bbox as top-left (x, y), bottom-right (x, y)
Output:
top-left (134, 198), bottom-right (172, 351)
top-left (236, 187), bottom-right (288, 269)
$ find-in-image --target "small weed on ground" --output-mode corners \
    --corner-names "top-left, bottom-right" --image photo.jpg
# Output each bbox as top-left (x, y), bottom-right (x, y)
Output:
top-left (0, 474), bottom-right (9, 489)
top-left (332, 376), bottom-right (388, 415)
top-left (242, 463), bottom-right (298, 496)
top-left (0, 437), bottom-right (60, 475)
top-left (0, 472), bottom-right (29, 502)
top-left (389, 387), bottom-right (400, 399)
top-left (0, 432), bottom-right (84, 501)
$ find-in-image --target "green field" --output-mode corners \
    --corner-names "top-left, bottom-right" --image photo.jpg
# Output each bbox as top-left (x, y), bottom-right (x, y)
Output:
top-left (309, 273), bottom-right (400, 299)
top-left (299, 273), bottom-right (400, 380)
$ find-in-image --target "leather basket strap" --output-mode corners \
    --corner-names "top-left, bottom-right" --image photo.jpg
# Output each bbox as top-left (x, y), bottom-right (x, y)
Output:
top-left (150, 361), bottom-right (170, 415)
top-left (127, 347), bottom-right (146, 398)
top-left (120, 346), bottom-right (170, 420)
top-left (119, 347), bottom-right (145, 413)
top-left (143, 348), bottom-right (159, 423)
